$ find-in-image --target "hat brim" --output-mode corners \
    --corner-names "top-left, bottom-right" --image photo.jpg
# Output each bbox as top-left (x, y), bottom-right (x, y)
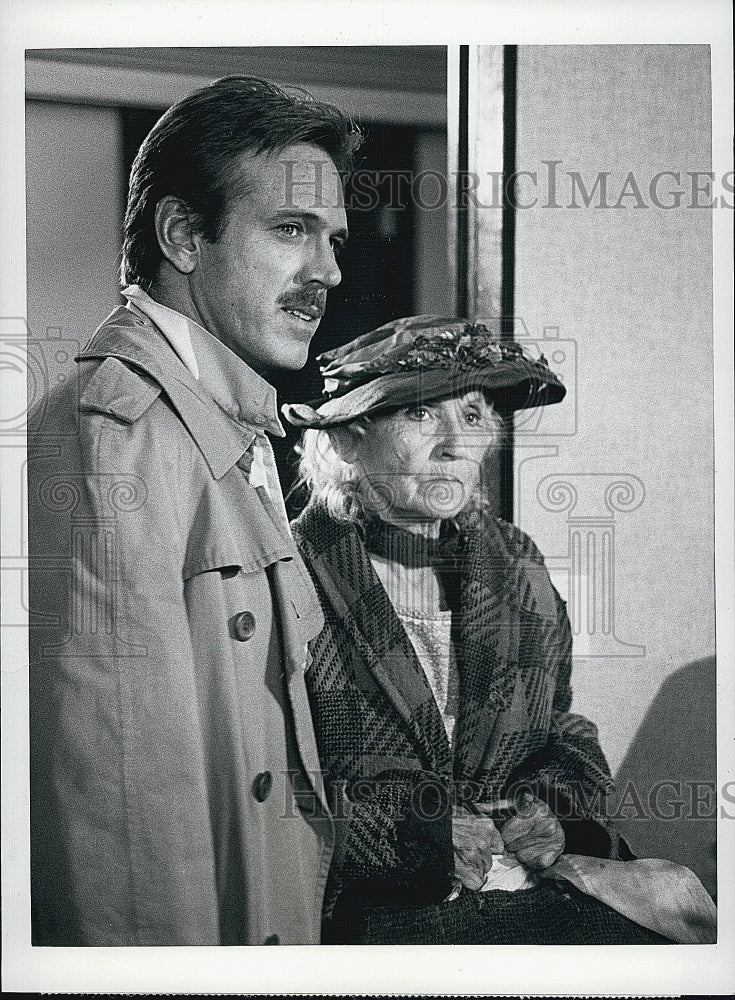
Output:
top-left (282, 358), bottom-right (565, 429)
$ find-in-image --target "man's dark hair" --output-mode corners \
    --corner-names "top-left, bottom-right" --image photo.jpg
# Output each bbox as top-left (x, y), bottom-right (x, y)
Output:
top-left (120, 75), bottom-right (363, 289)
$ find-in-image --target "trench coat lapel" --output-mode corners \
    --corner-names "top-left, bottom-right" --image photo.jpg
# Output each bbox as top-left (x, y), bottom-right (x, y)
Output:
top-left (81, 309), bottom-right (333, 820)
top-left (452, 517), bottom-right (521, 779)
top-left (296, 508), bottom-right (452, 775)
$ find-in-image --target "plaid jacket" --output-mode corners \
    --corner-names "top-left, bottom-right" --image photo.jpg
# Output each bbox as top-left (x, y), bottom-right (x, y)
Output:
top-left (292, 502), bottom-right (625, 917)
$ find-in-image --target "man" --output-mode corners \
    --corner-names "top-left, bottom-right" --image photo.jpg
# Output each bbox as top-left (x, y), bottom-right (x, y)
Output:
top-left (27, 76), bottom-right (361, 945)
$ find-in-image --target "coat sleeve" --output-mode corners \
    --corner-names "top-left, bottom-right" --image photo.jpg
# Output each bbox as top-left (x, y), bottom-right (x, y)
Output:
top-left (328, 768), bottom-right (452, 878)
top-left (504, 534), bottom-right (630, 860)
top-left (29, 400), bottom-right (220, 945)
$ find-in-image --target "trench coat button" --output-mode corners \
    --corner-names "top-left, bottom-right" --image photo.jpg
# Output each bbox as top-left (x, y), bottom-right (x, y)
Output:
top-left (264, 933), bottom-right (280, 945)
top-left (231, 610), bottom-right (256, 642)
top-left (252, 770), bottom-right (272, 802)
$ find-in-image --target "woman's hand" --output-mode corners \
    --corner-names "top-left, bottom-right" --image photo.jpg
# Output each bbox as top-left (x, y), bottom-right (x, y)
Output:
top-left (452, 807), bottom-right (505, 890)
top-left (497, 792), bottom-right (565, 870)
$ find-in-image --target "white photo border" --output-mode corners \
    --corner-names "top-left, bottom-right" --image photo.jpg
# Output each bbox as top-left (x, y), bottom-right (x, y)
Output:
top-left (2, 0), bottom-right (733, 993)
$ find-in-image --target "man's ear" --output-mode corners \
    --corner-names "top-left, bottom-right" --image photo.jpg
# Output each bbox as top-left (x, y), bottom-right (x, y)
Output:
top-left (154, 196), bottom-right (201, 274)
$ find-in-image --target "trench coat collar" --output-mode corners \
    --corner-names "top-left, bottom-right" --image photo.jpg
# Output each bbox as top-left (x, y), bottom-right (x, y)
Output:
top-left (77, 305), bottom-right (270, 481)
top-left (121, 284), bottom-right (201, 379)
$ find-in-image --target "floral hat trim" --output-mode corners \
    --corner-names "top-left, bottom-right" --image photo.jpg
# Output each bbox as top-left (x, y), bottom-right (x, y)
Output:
top-left (318, 317), bottom-right (555, 400)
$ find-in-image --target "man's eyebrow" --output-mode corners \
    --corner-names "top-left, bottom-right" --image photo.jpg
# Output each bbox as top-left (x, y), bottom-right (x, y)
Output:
top-left (270, 208), bottom-right (349, 240)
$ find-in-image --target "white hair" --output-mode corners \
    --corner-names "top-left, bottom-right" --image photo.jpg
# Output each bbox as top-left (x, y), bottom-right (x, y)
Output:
top-left (295, 420), bottom-right (371, 524)
top-left (295, 403), bottom-right (505, 525)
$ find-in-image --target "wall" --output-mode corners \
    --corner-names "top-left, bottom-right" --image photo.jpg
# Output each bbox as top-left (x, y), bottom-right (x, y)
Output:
top-left (25, 101), bottom-right (124, 345)
top-left (512, 46), bottom-right (714, 880)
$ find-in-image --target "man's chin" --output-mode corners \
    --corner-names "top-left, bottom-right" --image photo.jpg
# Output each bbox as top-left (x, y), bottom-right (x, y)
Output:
top-left (277, 345), bottom-right (313, 371)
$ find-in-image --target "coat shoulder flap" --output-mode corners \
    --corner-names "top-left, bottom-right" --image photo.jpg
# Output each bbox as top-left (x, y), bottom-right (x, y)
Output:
top-left (79, 356), bottom-right (162, 425)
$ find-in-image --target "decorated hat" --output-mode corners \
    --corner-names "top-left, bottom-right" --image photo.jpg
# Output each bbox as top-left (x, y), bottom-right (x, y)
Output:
top-left (282, 315), bottom-right (565, 429)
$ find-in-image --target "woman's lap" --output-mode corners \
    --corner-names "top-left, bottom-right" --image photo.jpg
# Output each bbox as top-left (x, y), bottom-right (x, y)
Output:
top-left (323, 882), bottom-right (672, 945)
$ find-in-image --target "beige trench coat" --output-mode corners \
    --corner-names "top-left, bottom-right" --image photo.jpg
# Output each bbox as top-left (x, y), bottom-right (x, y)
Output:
top-left (27, 307), bottom-right (333, 945)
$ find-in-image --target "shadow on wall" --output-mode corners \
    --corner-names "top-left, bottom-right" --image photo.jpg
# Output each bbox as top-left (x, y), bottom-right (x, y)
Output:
top-left (612, 656), bottom-right (717, 900)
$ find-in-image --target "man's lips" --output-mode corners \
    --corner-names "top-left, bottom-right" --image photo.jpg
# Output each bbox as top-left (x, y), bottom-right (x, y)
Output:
top-left (283, 306), bottom-right (323, 322)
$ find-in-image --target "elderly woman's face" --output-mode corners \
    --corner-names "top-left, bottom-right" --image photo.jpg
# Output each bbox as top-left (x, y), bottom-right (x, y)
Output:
top-left (347, 389), bottom-right (499, 526)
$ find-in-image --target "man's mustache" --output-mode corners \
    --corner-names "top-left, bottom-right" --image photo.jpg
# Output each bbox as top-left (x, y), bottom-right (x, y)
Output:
top-left (278, 287), bottom-right (328, 317)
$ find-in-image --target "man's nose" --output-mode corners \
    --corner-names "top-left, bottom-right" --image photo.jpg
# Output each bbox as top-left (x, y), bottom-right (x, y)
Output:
top-left (300, 238), bottom-right (342, 289)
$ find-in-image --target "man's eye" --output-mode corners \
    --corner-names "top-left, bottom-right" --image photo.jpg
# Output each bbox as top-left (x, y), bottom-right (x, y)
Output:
top-left (278, 223), bottom-right (303, 238)
top-left (464, 410), bottom-right (481, 425)
top-left (331, 238), bottom-right (345, 257)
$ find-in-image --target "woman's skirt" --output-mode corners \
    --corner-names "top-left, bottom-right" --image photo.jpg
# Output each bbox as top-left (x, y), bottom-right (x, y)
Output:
top-left (322, 881), bottom-right (672, 945)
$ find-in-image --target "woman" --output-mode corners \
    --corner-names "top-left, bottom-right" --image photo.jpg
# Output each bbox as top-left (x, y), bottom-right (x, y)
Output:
top-left (283, 316), bottom-right (712, 945)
